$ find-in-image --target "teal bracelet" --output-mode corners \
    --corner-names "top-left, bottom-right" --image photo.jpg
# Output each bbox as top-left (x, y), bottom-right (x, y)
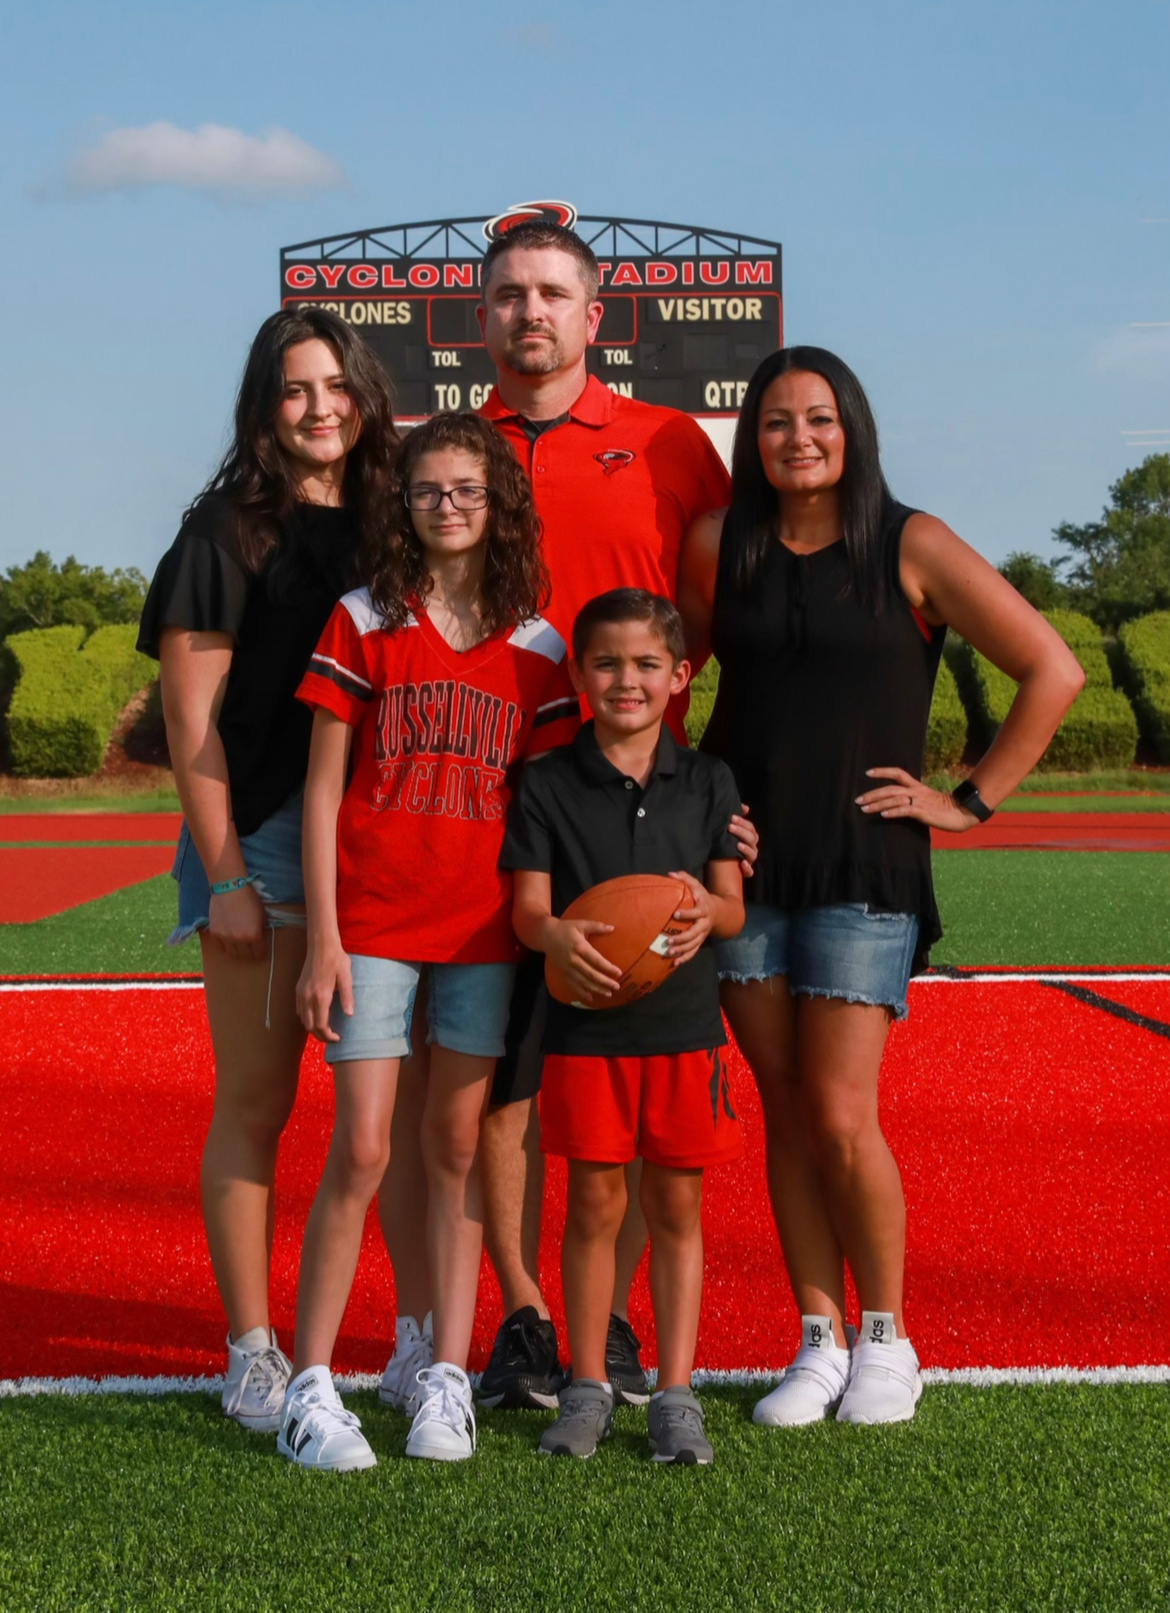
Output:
top-left (209, 874), bottom-right (257, 896)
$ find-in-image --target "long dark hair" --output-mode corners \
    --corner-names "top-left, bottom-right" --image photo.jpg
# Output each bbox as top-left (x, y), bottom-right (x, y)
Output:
top-left (362, 412), bottom-right (550, 636)
top-left (726, 346), bottom-right (894, 612)
top-left (193, 307), bottom-right (400, 573)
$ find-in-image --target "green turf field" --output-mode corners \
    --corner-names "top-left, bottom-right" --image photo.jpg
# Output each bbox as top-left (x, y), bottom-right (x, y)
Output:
top-left (3, 851), bottom-right (1166, 976)
top-left (0, 1386), bottom-right (1165, 1612)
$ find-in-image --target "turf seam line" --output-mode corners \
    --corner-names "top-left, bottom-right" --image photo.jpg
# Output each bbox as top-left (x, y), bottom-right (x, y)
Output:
top-left (4, 1365), bottom-right (1170, 1397)
top-left (1044, 981), bottom-right (1170, 1041)
top-left (4, 971), bottom-right (1169, 992)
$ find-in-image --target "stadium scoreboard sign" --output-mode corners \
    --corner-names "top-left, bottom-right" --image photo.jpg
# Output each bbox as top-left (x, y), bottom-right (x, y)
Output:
top-left (281, 203), bottom-right (782, 421)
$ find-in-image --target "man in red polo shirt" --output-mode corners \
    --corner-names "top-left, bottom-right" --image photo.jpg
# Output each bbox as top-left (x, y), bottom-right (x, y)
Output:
top-left (377, 224), bottom-right (739, 1414)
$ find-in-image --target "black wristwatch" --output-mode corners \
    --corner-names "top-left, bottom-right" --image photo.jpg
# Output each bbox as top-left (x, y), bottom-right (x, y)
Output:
top-left (952, 780), bottom-right (994, 823)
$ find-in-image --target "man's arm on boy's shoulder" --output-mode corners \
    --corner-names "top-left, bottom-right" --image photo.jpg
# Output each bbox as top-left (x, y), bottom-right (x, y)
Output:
top-left (665, 860), bottom-right (744, 967)
top-left (511, 870), bottom-right (623, 1005)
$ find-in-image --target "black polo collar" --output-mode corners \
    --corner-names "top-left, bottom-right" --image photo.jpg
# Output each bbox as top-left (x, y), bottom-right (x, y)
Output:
top-left (571, 721), bottom-right (679, 787)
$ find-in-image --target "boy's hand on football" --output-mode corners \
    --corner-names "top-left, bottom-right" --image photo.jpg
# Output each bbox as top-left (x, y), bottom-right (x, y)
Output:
top-left (297, 942), bottom-right (354, 1042)
top-left (546, 918), bottom-right (623, 1003)
top-left (667, 871), bottom-right (714, 966)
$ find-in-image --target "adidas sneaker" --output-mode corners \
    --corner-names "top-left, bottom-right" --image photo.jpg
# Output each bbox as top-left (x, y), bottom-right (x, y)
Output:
top-left (836, 1311), bottom-right (922, 1425)
top-left (406, 1364), bottom-right (477, 1461)
top-left (753, 1315), bottom-right (851, 1427)
top-left (277, 1368), bottom-right (376, 1471)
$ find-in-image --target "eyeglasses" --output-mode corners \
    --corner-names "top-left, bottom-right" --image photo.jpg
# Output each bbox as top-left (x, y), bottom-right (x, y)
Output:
top-left (404, 484), bottom-right (490, 511)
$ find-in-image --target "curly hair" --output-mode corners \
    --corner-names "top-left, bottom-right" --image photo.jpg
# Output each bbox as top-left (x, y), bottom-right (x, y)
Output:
top-left (193, 307), bottom-right (400, 575)
top-left (362, 412), bottom-right (550, 637)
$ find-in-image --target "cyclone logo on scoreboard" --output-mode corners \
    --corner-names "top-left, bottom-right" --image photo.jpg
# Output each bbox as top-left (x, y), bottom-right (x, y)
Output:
top-left (483, 201), bottom-right (579, 241)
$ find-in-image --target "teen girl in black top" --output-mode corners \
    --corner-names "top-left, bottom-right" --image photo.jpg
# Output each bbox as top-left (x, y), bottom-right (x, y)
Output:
top-left (138, 308), bottom-right (399, 1432)
top-left (679, 346), bottom-right (1083, 1427)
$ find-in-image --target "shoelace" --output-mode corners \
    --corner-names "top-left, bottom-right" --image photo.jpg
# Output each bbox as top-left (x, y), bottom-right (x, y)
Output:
top-left (388, 1335), bottom-right (431, 1391)
top-left (413, 1372), bottom-right (475, 1447)
top-left (223, 1346), bottom-right (288, 1416)
top-left (559, 1392), bottom-right (611, 1428)
top-left (296, 1391), bottom-right (363, 1433)
top-left (492, 1318), bottom-right (543, 1370)
top-left (654, 1402), bottom-right (704, 1438)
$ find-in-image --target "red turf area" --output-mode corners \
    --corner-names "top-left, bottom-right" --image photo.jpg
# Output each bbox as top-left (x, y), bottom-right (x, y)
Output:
top-left (932, 812), bottom-right (1170, 851)
top-left (1, 979), bottom-right (1167, 1379)
top-left (0, 848), bottom-right (177, 923)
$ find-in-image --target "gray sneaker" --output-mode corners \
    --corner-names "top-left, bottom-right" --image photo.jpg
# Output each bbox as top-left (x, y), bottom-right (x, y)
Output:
top-left (647, 1387), bottom-right (714, 1465)
top-left (538, 1379), bottom-right (614, 1459)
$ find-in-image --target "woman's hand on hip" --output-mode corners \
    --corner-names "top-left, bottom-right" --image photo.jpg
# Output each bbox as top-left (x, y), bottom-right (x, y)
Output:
top-left (297, 942), bottom-right (354, 1042)
top-left (856, 767), bottom-right (981, 832)
top-left (207, 886), bottom-right (269, 960)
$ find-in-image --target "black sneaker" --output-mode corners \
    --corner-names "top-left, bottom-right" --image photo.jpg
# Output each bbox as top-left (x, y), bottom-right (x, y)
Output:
top-left (477, 1306), bottom-right (566, 1409)
top-left (606, 1313), bottom-right (650, 1406)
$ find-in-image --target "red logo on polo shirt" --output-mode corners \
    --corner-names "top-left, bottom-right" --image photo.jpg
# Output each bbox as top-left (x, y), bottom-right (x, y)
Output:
top-left (483, 201), bottom-right (579, 241)
top-left (594, 450), bottom-right (636, 476)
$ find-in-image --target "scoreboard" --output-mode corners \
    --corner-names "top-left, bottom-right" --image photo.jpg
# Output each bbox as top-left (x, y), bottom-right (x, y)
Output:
top-left (280, 204), bottom-right (782, 422)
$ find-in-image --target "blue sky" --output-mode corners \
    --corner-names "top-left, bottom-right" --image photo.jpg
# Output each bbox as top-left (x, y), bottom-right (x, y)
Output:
top-left (2, 0), bottom-right (1167, 578)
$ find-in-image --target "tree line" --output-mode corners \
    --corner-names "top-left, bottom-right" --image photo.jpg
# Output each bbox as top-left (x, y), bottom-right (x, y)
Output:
top-left (2, 452), bottom-right (1168, 642)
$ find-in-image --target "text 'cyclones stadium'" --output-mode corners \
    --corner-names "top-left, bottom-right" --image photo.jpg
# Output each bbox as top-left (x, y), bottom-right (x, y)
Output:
top-left (280, 201), bottom-right (783, 435)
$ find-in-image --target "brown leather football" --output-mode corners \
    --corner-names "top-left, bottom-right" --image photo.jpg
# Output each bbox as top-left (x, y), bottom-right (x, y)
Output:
top-left (544, 873), bottom-right (690, 1010)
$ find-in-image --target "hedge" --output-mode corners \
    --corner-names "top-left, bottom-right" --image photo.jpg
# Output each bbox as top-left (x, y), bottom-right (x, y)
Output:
top-left (1117, 610), bottom-right (1170, 762)
top-left (924, 655), bottom-right (966, 774)
top-left (6, 623), bottom-right (157, 777)
top-left (953, 608), bottom-right (1138, 770)
top-left (685, 657), bottom-right (720, 747)
top-left (686, 651), bottom-right (968, 775)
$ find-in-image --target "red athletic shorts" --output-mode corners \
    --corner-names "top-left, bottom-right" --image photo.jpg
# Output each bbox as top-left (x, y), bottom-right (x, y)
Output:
top-left (539, 1046), bottom-right (742, 1169)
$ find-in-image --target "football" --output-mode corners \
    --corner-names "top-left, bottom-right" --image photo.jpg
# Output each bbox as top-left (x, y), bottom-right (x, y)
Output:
top-left (544, 873), bottom-right (691, 1010)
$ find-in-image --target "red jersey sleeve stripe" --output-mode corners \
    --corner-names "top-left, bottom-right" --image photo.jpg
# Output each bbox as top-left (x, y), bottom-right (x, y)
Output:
top-left (307, 652), bottom-right (374, 700)
top-left (532, 695), bottom-right (581, 730)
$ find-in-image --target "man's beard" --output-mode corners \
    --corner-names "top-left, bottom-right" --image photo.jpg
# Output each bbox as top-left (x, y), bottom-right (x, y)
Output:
top-left (502, 327), bottom-right (566, 375)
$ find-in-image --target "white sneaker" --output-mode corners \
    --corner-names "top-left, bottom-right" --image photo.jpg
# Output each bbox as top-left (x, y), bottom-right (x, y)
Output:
top-left (836, 1311), bottom-right (922, 1425)
top-left (277, 1367), bottom-right (377, 1471)
top-left (753, 1316), bottom-right (851, 1427)
top-left (221, 1328), bottom-right (291, 1433)
top-left (405, 1364), bottom-right (476, 1462)
top-left (378, 1312), bottom-right (434, 1415)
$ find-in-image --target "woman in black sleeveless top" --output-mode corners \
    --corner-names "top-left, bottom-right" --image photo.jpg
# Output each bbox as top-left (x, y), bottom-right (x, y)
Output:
top-left (138, 309), bottom-right (399, 1433)
top-left (679, 347), bottom-right (1082, 1427)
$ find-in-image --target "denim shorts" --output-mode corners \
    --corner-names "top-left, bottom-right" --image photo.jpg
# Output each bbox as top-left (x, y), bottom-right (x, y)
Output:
top-left (169, 791), bottom-right (306, 946)
top-left (326, 954), bottom-right (518, 1065)
top-left (714, 902), bottom-right (919, 1020)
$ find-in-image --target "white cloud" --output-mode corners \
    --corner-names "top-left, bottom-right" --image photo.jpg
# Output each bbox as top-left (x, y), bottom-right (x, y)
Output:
top-left (62, 122), bottom-right (346, 199)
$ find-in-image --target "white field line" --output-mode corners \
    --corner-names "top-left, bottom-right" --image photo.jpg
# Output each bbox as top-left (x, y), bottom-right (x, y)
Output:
top-left (2, 973), bottom-right (1168, 994)
top-left (3, 1365), bottom-right (1169, 1398)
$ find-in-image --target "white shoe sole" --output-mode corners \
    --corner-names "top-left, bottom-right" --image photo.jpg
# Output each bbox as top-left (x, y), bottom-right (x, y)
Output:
top-left (405, 1435), bottom-right (473, 1462)
top-left (276, 1434), bottom-right (377, 1472)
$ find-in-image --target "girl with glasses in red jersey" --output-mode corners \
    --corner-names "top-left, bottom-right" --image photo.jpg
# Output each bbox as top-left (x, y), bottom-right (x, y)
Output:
top-left (280, 413), bottom-right (579, 1470)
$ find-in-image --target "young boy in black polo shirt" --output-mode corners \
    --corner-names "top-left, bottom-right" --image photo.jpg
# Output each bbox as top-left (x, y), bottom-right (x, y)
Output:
top-left (500, 589), bottom-right (745, 1463)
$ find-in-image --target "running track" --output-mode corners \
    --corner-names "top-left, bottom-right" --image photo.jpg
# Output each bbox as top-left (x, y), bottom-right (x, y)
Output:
top-left (1, 973), bottom-right (1167, 1381)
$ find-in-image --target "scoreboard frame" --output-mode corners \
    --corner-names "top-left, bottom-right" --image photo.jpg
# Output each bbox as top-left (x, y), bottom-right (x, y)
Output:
top-left (280, 209), bottom-right (782, 422)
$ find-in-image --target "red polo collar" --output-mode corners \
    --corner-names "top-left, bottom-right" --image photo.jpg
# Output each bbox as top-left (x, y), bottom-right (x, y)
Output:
top-left (479, 372), bottom-right (615, 429)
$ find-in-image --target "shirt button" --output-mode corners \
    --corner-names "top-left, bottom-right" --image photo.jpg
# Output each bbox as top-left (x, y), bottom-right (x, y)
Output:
top-left (637, 808), bottom-right (646, 818)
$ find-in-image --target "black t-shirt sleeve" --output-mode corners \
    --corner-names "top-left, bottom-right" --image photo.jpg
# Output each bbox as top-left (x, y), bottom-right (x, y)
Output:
top-left (705, 759), bottom-right (744, 863)
top-left (499, 761), bottom-right (555, 874)
top-left (137, 496), bottom-right (250, 659)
